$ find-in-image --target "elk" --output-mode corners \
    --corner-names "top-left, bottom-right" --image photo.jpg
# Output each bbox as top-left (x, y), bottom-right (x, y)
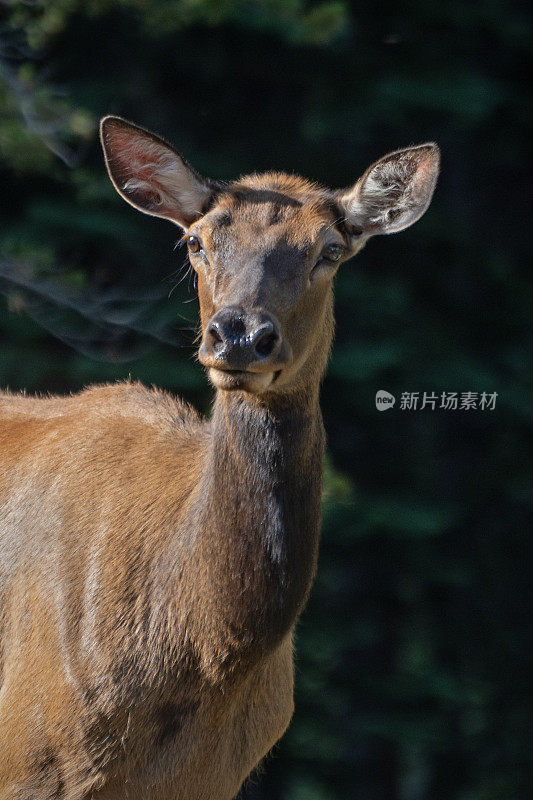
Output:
top-left (0, 117), bottom-right (439, 799)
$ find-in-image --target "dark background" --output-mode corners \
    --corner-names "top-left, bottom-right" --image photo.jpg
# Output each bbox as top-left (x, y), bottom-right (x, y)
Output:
top-left (1, 2), bottom-right (531, 798)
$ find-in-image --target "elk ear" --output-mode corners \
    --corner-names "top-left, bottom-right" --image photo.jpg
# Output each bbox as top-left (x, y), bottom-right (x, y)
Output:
top-left (337, 143), bottom-right (440, 236)
top-left (100, 116), bottom-right (218, 230)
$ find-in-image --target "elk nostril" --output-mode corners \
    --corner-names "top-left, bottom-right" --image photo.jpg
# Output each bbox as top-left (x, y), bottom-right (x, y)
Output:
top-left (208, 324), bottom-right (223, 344)
top-left (254, 331), bottom-right (279, 358)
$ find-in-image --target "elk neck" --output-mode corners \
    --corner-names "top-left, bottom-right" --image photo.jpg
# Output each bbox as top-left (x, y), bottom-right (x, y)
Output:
top-left (188, 382), bottom-right (325, 668)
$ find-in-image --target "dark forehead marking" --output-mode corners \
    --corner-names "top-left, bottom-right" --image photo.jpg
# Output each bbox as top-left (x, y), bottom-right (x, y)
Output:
top-left (269, 200), bottom-right (288, 225)
top-left (229, 189), bottom-right (303, 209)
top-left (321, 197), bottom-right (344, 224)
top-left (325, 197), bottom-right (354, 240)
top-left (210, 189), bottom-right (304, 233)
top-left (207, 186), bottom-right (346, 241)
top-left (327, 197), bottom-right (343, 219)
top-left (212, 211), bottom-right (233, 230)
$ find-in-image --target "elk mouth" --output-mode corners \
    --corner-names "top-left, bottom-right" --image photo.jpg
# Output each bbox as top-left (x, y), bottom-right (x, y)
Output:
top-left (208, 366), bottom-right (277, 393)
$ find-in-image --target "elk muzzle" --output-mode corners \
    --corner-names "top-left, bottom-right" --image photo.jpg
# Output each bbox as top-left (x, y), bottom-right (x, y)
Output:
top-left (198, 306), bottom-right (291, 392)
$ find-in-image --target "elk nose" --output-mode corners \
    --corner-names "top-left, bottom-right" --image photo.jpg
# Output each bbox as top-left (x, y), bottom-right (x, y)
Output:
top-left (200, 306), bottom-right (283, 371)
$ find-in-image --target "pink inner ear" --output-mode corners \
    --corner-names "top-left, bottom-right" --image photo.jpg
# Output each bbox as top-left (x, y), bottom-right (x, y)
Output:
top-left (105, 126), bottom-right (168, 208)
top-left (127, 184), bottom-right (162, 208)
top-left (108, 126), bottom-right (158, 179)
top-left (412, 152), bottom-right (437, 199)
top-left (137, 164), bottom-right (157, 183)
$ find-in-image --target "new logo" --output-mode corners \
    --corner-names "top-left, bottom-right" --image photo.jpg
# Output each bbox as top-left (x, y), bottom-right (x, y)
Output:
top-left (375, 390), bottom-right (396, 411)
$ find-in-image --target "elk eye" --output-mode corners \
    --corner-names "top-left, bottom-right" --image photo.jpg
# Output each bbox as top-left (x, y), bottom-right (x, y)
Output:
top-left (187, 235), bottom-right (202, 254)
top-left (321, 244), bottom-right (344, 262)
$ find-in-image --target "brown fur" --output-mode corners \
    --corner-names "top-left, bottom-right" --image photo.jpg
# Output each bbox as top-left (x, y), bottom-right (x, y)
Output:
top-left (0, 118), bottom-right (439, 799)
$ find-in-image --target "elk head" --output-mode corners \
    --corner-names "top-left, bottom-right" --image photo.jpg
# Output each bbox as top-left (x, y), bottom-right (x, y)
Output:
top-left (100, 117), bottom-right (439, 395)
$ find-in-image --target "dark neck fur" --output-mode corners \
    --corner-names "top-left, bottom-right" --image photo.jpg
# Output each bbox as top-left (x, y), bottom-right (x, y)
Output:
top-left (194, 386), bottom-right (325, 662)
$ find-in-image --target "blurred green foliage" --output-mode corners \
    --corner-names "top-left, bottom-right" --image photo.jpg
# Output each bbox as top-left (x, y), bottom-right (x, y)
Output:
top-left (0, 1), bottom-right (531, 798)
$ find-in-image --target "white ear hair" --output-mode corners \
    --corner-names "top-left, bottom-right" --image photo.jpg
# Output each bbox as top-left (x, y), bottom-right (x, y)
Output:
top-left (100, 116), bottom-right (217, 230)
top-left (338, 143), bottom-right (440, 235)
